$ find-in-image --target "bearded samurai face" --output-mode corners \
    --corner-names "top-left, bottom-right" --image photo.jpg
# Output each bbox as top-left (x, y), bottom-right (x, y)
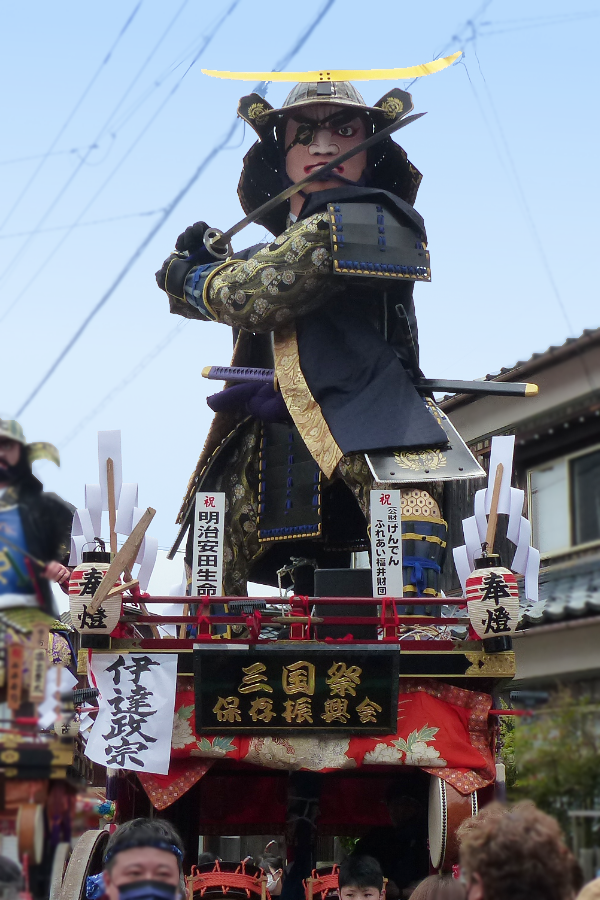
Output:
top-left (284, 103), bottom-right (368, 216)
top-left (0, 438), bottom-right (24, 486)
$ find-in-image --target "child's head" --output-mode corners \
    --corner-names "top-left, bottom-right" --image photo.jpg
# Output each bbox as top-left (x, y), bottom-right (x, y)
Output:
top-left (339, 856), bottom-right (384, 900)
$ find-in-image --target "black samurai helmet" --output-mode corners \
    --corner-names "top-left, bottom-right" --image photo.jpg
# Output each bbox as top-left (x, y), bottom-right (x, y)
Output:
top-left (237, 81), bottom-right (423, 235)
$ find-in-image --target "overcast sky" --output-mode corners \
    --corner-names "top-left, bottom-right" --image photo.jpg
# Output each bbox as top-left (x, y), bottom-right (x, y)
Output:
top-left (0, 0), bottom-right (598, 608)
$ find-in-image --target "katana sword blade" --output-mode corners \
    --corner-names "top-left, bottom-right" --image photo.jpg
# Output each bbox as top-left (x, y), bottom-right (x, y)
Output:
top-left (205, 112), bottom-right (426, 255)
top-left (0, 534), bottom-right (46, 568)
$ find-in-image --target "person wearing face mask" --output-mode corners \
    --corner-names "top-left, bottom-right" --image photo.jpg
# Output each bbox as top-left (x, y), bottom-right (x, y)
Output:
top-left (94, 818), bottom-right (186, 900)
top-left (259, 855), bottom-right (284, 897)
top-left (157, 80), bottom-right (449, 600)
top-left (0, 418), bottom-right (73, 617)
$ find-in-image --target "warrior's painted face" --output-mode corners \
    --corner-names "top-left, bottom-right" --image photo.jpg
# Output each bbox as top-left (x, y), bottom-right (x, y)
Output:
top-left (284, 103), bottom-right (367, 216)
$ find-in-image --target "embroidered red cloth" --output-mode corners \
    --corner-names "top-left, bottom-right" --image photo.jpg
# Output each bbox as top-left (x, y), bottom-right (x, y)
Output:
top-left (137, 679), bottom-right (494, 809)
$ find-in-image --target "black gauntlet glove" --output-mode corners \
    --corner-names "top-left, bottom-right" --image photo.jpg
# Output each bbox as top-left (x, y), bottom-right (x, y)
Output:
top-left (156, 221), bottom-right (216, 297)
top-left (155, 253), bottom-right (181, 292)
top-left (175, 220), bottom-right (209, 254)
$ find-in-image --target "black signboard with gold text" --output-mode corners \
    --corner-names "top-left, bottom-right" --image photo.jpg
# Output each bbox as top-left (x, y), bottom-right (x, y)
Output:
top-left (194, 647), bottom-right (399, 734)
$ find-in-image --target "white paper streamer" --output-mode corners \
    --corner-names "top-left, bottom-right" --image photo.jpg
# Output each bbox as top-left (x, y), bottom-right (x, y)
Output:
top-left (131, 508), bottom-right (146, 563)
top-left (69, 533), bottom-right (88, 566)
top-left (462, 516), bottom-right (481, 569)
top-left (84, 484), bottom-right (103, 539)
top-left (38, 667), bottom-right (78, 729)
top-left (473, 489), bottom-right (488, 544)
top-left (137, 536), bottom-right (158, 591)
top-left (170, 570), bottom-right (187, 597)
top-left (453, 435), bottom-right (540, 611)
top-left (159, 602), bottom-right (185, 638)
top-left (115, 483), bottom-right (139, 534)
top-left (70, 430), bottom-right (157, 588)
top-left (68, 508), bottom-right (97, 564)
top-left (511, 517), bottom-right (532, 574)
top-left (485, 436), bottom-right (515, 514)
top-left (453, 545), bottom-right (471, 594)
top-left (73, 509), bottom-right (95, 544)
top-left (506, 488), bottom-right (525, 544)
top-left (98, 431), bottom-right (122, 511)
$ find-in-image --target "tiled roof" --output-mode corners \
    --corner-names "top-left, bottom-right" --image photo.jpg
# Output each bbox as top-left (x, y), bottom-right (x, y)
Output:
top-left (440, 326), bottom-right (600, 410)
top-left (520, 555), bottom-right (600, 626)
top-left (482, 327), bottom-right (600, 383)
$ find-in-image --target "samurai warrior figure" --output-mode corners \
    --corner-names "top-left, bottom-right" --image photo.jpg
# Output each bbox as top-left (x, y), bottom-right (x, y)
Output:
top-left (157, 80), bottom-right (452, 597)
top-left (0, 418), bottom-right (75, 667)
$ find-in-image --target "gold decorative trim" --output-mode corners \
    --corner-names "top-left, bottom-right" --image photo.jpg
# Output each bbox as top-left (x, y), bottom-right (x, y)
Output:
top-left (77, 649), bottom-right (88, 675)
top-left (274, 327), bottom-right (342, 478)
top-left (201, 258), bottom-right (239, 320)
top-left (401, 586), bottom-right (440, 597)
top-left (464, 651), bottom-right (516, 677)
top-left (394, 448), bottom-right (447, 471)
top-left (201, 55), bottom-right (462, 83)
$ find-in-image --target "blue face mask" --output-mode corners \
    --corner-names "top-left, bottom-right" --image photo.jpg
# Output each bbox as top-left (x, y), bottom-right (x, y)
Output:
top-left (118, 881), bottom-right (179, 900)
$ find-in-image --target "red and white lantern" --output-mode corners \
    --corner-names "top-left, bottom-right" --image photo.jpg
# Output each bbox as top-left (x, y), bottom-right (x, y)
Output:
top-left (69, 550), bottom-right (121, 635)
top-left (466, 556), bottom-right (519, 640)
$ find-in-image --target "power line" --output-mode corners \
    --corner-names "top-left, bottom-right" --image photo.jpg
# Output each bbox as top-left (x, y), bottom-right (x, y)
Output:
top-left (0, 0), bottom-right (237, 324)
top-left (0, 1), bottom-right (144, 234)
top-left (15, 0), bottom-right (336, 420)
top-left (0, 208), bottom-right (164, 240)
top-left (468, 46), bottom-right (575, 335)
top-left (459, 42), bottom-right (596, 393)
top-left (0, 0), bottom-right (190, 293)
top-left (479, 10), bottom-right (600, 36)
top-left (59, 320), bottom-right (189, 448)
top-left (107, 7), bottom-right (240, 135)
top-left (0, 145), bottom-right (99, 167)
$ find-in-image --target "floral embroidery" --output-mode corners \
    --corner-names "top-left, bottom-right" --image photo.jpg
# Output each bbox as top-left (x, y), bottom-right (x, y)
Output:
top-left (171, 705), bottom-right (195, 749)
top-left (363, 725), bottom-right (447, 767)
top-left (260, 267), bottom-right (279, 286)
top-left (363, 743), bottom-right (403, 764)
top-left (311, 247), bottom-right (330, 268)
top-left (192, 735), bottom-right (236, 757)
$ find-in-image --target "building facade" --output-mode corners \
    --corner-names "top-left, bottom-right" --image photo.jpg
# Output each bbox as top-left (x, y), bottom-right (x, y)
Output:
top-left (440, 327), bottom-right (600, 689)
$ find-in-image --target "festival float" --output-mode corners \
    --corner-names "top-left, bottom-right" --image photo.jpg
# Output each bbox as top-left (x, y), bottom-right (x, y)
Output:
top-left (32, 57), bottom-right (541, 899)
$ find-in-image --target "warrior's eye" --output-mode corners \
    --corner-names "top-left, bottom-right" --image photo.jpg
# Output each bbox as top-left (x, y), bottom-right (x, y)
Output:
top-left (337, 125), bottom-right (355, 137)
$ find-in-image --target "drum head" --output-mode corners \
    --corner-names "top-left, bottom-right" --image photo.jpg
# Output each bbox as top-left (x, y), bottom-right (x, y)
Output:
top-left (428, 776), bottom-right (479, 871)
top-left (16, 803), bottom-right (44, 866)
top-left (428, 776), bottom-right (447, 870)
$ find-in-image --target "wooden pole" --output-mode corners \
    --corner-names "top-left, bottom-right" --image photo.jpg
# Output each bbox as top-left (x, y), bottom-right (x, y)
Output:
top-left (87, 508), bottom-right (155, 613)
top-left (485, 463), bottom-right (504, 554)
top-left (106, 458), bottom-right (118, 556)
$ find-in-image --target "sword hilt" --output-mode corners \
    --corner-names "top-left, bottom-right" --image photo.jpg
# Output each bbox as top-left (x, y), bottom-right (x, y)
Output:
top-left (203, 227), bottom-right (232, 260)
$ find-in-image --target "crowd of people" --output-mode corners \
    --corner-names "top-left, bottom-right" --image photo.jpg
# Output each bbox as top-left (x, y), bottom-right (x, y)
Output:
top-left (0, 800), bottom-right (592, 900)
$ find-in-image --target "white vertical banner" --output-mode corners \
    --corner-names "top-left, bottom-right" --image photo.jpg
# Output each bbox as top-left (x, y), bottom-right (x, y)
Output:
top-left (192, 492), bottom-right (225, 597)
top-left (370, 489), bottom-right (403, 598)
top-left (85, 653), bottom-right (177, 775)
